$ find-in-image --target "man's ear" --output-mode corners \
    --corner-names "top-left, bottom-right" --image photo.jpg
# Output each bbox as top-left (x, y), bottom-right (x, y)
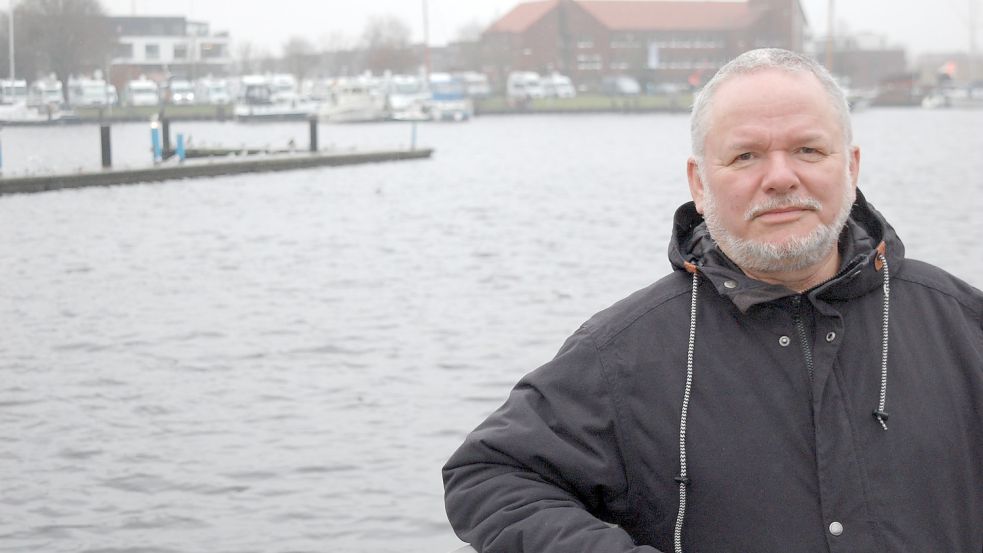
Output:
top-left (687, 157), bottom-right (705, 213)
top-left (849, 145), bottom-right (861, 190)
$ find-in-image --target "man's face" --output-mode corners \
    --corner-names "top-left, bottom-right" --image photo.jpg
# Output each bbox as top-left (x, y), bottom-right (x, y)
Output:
top-left (687, 69), bottom-right (860, 273)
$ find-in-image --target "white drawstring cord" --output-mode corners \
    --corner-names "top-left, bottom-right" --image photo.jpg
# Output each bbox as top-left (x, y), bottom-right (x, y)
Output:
top-left (873, 252), bottom-right (891, 430)
top-left (674, 270), bottom-right (699, 553)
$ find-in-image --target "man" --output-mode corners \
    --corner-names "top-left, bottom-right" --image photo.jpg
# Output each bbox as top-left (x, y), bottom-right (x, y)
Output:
top-left (443, 48), bottom-right (983, 553)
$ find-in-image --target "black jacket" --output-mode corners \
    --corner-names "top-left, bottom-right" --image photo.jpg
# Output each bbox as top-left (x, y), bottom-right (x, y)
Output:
top-left (443, 191), bottom-right (983, 553)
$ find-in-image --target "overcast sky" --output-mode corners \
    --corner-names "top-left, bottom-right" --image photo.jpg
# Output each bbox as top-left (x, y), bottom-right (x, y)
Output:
top-left (103, 0), bottom-right (978, 58)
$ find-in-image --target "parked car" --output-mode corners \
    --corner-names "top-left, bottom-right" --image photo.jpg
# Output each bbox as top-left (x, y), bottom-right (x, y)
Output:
top-left (601, 75), bottom-right (641, 96)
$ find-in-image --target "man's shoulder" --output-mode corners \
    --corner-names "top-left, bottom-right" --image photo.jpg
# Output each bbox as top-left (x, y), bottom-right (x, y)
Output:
top-left (896, 258), bottom-right (983, 316)
top-left (582, 270), bottom-right (695, 348)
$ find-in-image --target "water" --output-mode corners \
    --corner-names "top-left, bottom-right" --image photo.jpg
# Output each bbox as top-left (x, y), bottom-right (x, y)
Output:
top-left (1, 110), bottom-right (981, 553)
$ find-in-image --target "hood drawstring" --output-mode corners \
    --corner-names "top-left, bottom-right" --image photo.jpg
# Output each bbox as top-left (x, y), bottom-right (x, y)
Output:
top-left (673, 249), bottom-right (891, 552)
top-left (873, 251), bottom-right (891, 430)
top-left (674, 268), bottom-right (699, 553)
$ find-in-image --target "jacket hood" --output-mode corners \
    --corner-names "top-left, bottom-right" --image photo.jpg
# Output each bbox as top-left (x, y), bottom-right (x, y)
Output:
top-left (668, 188), bottom-right (906, 312)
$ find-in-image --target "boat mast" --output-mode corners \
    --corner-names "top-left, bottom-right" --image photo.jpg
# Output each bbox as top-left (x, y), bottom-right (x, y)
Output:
top-left (824, 0), bottom-right (834, 72)
top-left (422, 0), bottom-right (431, 79)
top-left (8, 0), bottom-right (14, 80)
top-left (970, 0), bottom-right (978, 82)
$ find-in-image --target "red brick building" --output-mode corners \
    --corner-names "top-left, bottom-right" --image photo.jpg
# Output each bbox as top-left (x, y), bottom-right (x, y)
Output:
top-left (481, 0), bottom-right (806, 90)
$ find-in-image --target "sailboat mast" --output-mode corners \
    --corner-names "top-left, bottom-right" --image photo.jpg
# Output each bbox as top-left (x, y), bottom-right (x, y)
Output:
top-left (970, 0), bottom-right (978, 81)
top-left (8, 0), bottom-right (14, 80)
top-left (824, 0), bottom-right (834, 71)
top-left (422, 0), bottom-right (431, 78)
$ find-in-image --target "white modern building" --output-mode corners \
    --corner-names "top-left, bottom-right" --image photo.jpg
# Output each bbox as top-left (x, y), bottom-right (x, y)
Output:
top-left (109, 17), bottom-right (232, 89)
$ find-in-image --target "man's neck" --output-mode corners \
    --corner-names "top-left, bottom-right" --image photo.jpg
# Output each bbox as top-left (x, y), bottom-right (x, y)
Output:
top-left (740, 248), bottom-right (841, 293)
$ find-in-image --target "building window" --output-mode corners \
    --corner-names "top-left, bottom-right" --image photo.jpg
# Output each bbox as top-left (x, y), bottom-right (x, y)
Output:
top-left (145, 44), bottom-right (160, 60)
top-left (577, 38), bottom-right (594, 49)
top-left (200, 43), bottom-right (226, 59)
top-left (173, 44), bottom-right (188, 59)
top-left (114, 42), bottom-right (133, 59)
top-left (522, 48), bottom-right (532, 56)
top-left (576, 53), bottom-right (602, 70)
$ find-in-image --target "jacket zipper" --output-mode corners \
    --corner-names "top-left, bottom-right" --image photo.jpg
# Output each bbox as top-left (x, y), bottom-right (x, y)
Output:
top-left (791, 295), bottom-right (815, 383)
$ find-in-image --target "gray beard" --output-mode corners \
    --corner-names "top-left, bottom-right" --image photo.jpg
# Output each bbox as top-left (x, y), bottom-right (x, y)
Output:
top-left (702, 177), bottom-right (856, 274)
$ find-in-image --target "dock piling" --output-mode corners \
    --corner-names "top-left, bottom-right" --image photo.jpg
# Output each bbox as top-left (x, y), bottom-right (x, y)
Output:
top-left (309, 117), bottom-right (318, 152)
top-left (176, 133), bottom-right (186, 162)
top-left (161, 118), bottom-right (171, 159)
top-left (100, 125), bottom-right (112, 168)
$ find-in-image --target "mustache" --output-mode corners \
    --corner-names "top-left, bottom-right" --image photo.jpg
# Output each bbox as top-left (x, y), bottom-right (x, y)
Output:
top-left (745, 196), bottom-right (822, 221)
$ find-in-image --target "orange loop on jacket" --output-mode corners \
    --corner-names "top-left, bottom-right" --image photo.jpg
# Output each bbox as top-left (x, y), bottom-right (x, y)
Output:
top-left (874, 241), bottom-right (887, 271)
top-left (684, 261), bottom-right (698, 274)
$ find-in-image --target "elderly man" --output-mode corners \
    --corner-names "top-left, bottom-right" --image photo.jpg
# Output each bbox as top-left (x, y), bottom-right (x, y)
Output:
top-left (442, 48), bottom-right (983, 553)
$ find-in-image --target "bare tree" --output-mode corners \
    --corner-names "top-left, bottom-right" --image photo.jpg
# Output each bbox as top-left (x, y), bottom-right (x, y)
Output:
top-left (361, 14), bottom-right (417, 74)
top-left (282, 35), bottom-right (317, 81)
top-left (455, 19), bottom-right (488, 43)
top-left (13, 0), bottom-right (115, 93)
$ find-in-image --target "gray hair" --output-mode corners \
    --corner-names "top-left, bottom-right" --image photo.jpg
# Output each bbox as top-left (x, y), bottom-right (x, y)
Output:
top-left (690, 48), bottom-right (852, 162)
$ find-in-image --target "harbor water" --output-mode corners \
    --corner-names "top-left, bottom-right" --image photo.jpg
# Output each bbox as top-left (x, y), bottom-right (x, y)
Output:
top-left (1, 110), bottom-right (982, 553)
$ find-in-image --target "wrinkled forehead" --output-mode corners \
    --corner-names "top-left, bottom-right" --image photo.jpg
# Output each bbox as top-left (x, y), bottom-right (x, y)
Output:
top-left (706, 69), bottom-right (849, 142)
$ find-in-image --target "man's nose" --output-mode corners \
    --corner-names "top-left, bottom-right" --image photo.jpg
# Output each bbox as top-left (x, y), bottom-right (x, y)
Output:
top-left (760, 153), bottom-right (800, 193)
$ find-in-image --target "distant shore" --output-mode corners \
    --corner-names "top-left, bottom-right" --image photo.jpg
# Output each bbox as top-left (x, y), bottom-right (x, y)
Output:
top-left (2, 92), bottom-right (929, 125)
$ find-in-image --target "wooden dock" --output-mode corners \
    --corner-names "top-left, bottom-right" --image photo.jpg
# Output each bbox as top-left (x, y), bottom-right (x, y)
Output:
top-left (0, 148), bottom-right (434, 196)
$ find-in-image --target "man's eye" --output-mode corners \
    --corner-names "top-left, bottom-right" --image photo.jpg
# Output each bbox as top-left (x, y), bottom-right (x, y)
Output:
top-left (799, 147), bottom-right (821, 155)
top-left (734, 152), bottom-right (753, 162)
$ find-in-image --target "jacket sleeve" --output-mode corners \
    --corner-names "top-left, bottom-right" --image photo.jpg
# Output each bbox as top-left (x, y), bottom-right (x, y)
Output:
top-left (442, 326), bottom-right (661, 553)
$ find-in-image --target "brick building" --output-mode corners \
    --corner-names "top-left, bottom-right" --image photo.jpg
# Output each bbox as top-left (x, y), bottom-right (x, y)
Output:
top-left (480, 0), bottom-right (806, 90)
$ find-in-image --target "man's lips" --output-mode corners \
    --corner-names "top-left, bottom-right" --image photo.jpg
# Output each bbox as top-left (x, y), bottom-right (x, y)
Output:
top-left (754, 206), bottom-right (814, 223)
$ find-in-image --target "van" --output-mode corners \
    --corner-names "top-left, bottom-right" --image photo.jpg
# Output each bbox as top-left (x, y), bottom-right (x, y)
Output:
top-left (541, 73), bottom-right (576, 98)
top-left (68, 77), bottom-right (117, 107)
top-left (507, 72), bottom-right (544, 102)
top-left (166, 79), bottom-right (195, 104)
top-left (0, 79), bottom-right (28, 105)
top-left (123, 78), bottom-right (160, 106)
top-left (28, 79), bottom-right (64, 108)
top-left (196, 78), bottom-right (232, 105)
top-left (601, 75), bottom-right (641, 96)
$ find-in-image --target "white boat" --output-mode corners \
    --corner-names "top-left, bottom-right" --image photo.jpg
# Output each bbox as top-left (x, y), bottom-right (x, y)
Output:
top-left (0, 102), bottom-right (77, 124)
top-left (233, 74), bottom-right (317, 121)
top-left (319, 77), bottom-right (389, 123)
top-left (921, 85), bottom-right (983, 109)
top-left (428, 73), bottom-right (473, 121)
top-left (385, 74), bottom-right (431, 122)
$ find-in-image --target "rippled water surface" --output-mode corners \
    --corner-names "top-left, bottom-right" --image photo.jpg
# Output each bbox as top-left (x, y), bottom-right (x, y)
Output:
top-left (1, 110), bottom-right (981, 552)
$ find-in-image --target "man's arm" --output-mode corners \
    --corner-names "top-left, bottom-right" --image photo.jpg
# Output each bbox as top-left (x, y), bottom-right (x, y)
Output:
top-left (442, 327), bottom-right (661, 553)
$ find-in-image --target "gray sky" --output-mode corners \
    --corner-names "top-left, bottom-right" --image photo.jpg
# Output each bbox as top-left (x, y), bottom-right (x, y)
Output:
top-left (103, 0), bottom-right (978, 57)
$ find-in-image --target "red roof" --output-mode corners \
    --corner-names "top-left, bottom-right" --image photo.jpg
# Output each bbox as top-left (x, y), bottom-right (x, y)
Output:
top-left (487, 0), bottom-right (560, 33)
top-left (581, 1), bottom-right (752, 31)
top-left (487, 1), bottom-right (755, 33)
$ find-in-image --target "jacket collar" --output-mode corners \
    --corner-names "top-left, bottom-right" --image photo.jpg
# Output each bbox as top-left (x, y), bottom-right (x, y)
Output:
top-left (668, 189), bottom-right (906, 312)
